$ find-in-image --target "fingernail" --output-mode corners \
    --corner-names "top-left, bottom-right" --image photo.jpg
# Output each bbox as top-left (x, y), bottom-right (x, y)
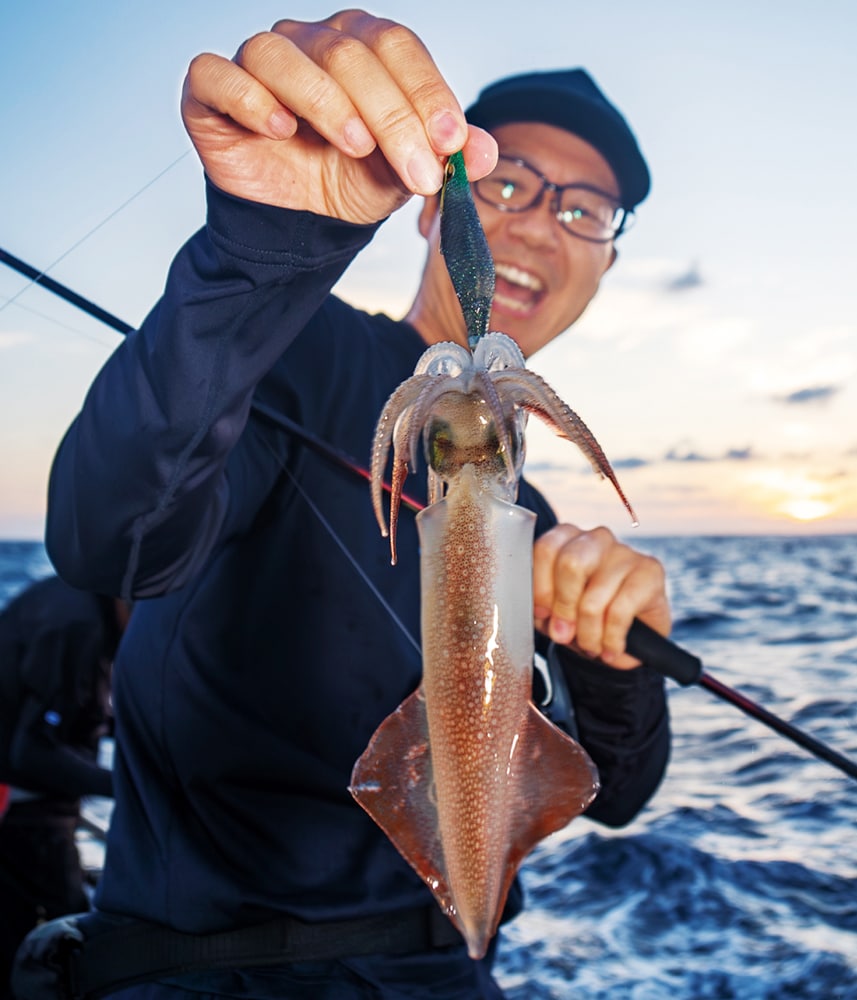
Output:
top-left (268, 108), bottom-right (296, 139)
top-left (407, 151), bottom-right (443, 194)
top-left (428, 111), bottom-right (465, 152)
top-left (342, 116), bottom-right (374, 156)
top-left (549, 618), bottom-right (574, 644)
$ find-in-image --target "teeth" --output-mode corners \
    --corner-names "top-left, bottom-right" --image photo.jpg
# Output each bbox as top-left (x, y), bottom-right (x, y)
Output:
top-left (493, 293), bottom-right (530, 315)
top-left (495, 263), bottom-right (543, 291)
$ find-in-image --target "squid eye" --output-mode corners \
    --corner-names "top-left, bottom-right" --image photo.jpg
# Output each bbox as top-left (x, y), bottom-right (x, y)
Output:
top-left (426, 421), bottom-right (455, 473)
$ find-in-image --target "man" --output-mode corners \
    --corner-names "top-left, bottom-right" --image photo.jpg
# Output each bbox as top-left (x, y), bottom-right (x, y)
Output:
top-left (41, 12), bottom-right (670, 999)
top-left (0, 575), bottom-right (125, 998)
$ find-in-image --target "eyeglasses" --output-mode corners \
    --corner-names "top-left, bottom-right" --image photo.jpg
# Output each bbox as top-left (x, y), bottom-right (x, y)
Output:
top-left (473, 155), bottom-right (631, 243)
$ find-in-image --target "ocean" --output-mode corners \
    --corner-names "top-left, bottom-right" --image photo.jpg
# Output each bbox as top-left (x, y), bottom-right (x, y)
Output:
top-left (2, 535), bottom-right (855, 998)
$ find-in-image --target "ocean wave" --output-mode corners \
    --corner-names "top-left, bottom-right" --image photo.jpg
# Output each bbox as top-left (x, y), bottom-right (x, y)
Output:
top-left (497, 831), bottom-right (857, 999)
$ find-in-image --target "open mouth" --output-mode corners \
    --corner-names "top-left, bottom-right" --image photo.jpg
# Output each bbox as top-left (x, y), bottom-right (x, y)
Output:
top-left (493, 263), bottom-right (545, 316)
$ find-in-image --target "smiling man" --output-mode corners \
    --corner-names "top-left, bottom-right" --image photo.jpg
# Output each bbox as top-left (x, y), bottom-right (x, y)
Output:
top-left (407, 69), bottom-right (649, 362)
top-left (40, 12), bottom-right (670, 1000)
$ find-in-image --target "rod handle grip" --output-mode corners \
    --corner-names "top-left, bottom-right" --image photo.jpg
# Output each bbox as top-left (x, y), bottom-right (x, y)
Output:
top-left (627, 619), bottom-right (703, 686)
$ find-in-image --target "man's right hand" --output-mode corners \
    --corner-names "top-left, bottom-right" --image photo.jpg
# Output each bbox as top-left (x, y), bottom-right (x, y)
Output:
top-left (181, 10), bottom-right (498, 223)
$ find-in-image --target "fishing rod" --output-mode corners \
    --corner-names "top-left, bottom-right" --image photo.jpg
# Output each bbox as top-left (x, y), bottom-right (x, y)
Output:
top-left (626, 619), bottom-right (857, 781)
top-left (0, 247), bottom-right (133, 335)
top-left (4, 246), bottom-right (857, 783)
top-left (251, 403), bottom-right (857, 783)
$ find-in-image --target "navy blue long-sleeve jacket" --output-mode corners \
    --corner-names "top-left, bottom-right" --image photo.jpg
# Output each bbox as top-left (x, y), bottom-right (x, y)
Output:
top-left (46, 183), bottom-right (668, 934)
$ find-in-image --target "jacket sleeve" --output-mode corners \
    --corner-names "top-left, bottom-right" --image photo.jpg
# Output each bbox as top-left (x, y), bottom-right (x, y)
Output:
top-left (555, 646), bottom-right (670, 827)
top-left (46, 182), bottom-right (380, 601)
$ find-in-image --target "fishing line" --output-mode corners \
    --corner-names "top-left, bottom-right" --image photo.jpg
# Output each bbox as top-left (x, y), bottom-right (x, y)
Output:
top-left (0, 149), bottom-right (191, 320)
top-left (0, 288), bottom-right (119, 346)
top-left (276, 453), bottom-right (422, 659)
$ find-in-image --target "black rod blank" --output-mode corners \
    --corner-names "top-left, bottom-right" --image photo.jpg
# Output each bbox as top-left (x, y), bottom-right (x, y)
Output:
top-left (627, 619), bottom-right (857, 781)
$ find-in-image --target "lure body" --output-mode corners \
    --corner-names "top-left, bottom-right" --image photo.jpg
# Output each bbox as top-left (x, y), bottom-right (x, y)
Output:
top-left (440, 151), bottom-right (495, 348)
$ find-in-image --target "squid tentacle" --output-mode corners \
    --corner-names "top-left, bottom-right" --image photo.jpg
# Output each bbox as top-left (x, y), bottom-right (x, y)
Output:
top-left (427, 466), bottom-right (445, 507)
top-left (471, 369), bottom-right (522, 488)
top-left (373, 370), bottom-right (474, 558)
top-left (370, 374), bottom-right (437, 534)
top-left (387, 454), bottom-right (410, 565)
top-left (387, 381), bottom-right (456, 562)
top-left (491, 369), bottom-right (638, 525)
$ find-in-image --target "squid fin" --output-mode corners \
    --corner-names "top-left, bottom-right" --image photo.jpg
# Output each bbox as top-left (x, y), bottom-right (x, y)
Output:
top-left (349, 693), bottom-right (600, 957)
top-left (350, 688), bottom-right (454, 919)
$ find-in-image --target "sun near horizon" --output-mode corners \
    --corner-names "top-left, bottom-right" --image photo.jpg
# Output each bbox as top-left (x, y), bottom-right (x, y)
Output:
top-left (746, 466), bottom-right (852, 529)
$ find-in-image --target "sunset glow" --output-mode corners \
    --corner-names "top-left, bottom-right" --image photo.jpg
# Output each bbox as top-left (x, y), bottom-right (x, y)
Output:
top-left (1, 2), bottom-right (855, 539)
top-left (781, 499), bottom-right (835, 523)
top-left (745, 468), bottom-right (848, 526)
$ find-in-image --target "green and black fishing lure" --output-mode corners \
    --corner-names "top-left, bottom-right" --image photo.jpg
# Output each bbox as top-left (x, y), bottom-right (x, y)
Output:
top-left (439, 151), bottom-right (495, 350)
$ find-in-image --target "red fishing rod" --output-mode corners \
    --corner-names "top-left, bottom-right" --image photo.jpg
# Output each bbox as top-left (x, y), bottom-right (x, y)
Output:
top-left (5, 246), bottom-right (857, 783)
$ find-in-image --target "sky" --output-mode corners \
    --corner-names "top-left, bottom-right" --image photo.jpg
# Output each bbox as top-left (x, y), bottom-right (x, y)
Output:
top-left (1, 0), bottom-right (855, 541)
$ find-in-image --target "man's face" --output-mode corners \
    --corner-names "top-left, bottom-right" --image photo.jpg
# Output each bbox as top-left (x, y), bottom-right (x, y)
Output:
top-left (475, 122), bottom-right (620, 358)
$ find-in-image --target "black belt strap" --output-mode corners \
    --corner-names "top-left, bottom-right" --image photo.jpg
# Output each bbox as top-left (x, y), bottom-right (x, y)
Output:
top-left (69, 906), bottom-right (464, 999)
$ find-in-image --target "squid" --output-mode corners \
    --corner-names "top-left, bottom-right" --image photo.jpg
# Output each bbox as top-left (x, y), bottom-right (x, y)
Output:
top-left (350, 330), bottom-right (637, 959)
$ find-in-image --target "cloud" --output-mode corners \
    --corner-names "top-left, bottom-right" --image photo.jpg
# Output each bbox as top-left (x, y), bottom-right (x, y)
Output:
top-left (665, 445), bottom-right (711, 463)
top-left (533, 445), bottom-right (758, 473)
top-left (611, 456), bottom-right (651, 470)
top-left (525, 455), bottom-right (653, 475)
top-left (775, 384), bottom-right (840, 406)
top-left (665, 262), bottom-right (704, 293)
top-left (530, 441), bottom-right (850, 478)
top-left (664, 443), bottom-right (757, 464)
